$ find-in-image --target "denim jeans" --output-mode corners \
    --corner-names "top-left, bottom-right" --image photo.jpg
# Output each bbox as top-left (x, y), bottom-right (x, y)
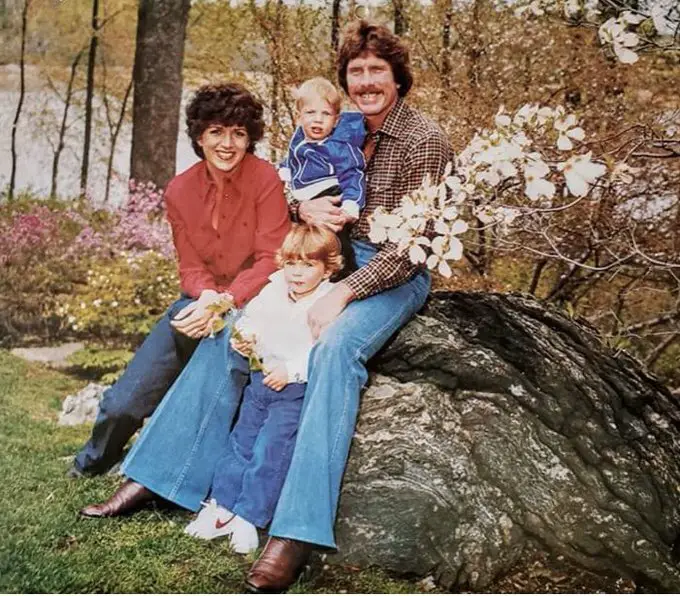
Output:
top-left (122, 241), bottom-right (430, 547)
top-left (121, 310), bottom-right (246, 512)
top-left (74, 296), bottom-right (199, 474)
top-left (211, 372), bottom-right (306, 528)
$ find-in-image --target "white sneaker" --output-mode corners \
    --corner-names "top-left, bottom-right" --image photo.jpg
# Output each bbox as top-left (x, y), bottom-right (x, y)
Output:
top-left (224, 515), bottom-right (259, 554)
top-left (184, 499), bottom-right (259, 554)
top-left (184, 499), bottom-right (231, 538)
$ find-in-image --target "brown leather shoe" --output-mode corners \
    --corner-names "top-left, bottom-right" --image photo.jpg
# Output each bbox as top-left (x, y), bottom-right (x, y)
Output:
top-left (79, 479), bottom-right (155, 518)
top-left (245, 537), bottom-right (312, 593)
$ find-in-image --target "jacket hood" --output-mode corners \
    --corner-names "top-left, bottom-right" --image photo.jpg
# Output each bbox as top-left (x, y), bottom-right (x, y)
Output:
top-left (330, 112), bottom-right (366, 146)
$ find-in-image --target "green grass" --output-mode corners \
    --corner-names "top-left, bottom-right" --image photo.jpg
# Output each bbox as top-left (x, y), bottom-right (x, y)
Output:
top-left (0, 350), bottom-right (431, 593)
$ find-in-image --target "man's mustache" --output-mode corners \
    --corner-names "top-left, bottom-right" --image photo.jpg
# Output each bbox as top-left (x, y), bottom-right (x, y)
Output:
top-left (355, 88), bottom-right (383, 95)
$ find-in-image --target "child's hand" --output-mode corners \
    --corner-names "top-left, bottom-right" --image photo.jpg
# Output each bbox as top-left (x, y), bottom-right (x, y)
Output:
top-left (263, 363), bottom-right (288, 392)
top-left (230, 335), bottom-right (255, 357)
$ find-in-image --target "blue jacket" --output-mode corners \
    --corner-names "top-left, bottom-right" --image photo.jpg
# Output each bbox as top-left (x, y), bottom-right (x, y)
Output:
top-left (281, 112), bottom-right (366, 217)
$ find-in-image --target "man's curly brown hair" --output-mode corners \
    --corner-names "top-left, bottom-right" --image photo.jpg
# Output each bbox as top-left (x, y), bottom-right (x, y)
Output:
top-left (185, 83), bottom-right (265, 158)
top-left (337, 20), bottom-right (413, 99)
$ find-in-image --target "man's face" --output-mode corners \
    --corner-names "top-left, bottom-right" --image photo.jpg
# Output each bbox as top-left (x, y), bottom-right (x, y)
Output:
top-left (346, 52), bottom-right (399, 119)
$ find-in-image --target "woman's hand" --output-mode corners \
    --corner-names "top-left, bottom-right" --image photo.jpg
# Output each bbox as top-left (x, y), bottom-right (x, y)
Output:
top-left (263, 362), bottom-right (289, 392)
top-left (298, 197), bottom-right (353, 232)
top-left (307, 282), bottom-right (355, 340)
top-left (171, 290), bottom-right (228, 339)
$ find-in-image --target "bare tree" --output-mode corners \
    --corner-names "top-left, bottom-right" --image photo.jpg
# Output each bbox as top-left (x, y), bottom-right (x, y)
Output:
top-left (129, 0), bottom-right (191, 190)
top-left (100, 52), bottom-right (133, 203)
top-left (80, 0), bottom-right (100, 197)
top-left (8, 0), bottom-right (29, 202)
top-left (49, 50), bottom-right (85, 199)
top-left (331, 0), bottom-right (342, 56)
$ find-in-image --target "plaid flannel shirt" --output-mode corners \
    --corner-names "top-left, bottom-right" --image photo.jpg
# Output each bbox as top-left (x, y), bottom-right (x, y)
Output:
top-left (344, 98), bottom-right (453, 299)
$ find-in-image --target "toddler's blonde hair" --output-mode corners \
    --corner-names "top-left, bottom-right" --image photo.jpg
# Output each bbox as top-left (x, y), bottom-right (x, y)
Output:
top-left (276, 223), bottom-right (344, 275)
top-left (294, 77), bottom-right (342, 114)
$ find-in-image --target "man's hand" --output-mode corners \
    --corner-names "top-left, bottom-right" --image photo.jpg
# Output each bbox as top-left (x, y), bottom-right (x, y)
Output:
top-left (298, 196), bottom-right (353, 232)
top-left (171, 290), bottom-right (226, 339)
top-left (263, 362), bottom-right (289, 392)
top-left (307, 282), bottom-right (355, 340)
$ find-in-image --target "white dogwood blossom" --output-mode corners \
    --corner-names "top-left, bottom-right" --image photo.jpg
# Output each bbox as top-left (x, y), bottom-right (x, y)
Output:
top-left (598, 12), bottom-right (646, 64)
top-left (557, 152), bottom-right (608, 196)
top-left (368, 103), bottom-right (616, 276)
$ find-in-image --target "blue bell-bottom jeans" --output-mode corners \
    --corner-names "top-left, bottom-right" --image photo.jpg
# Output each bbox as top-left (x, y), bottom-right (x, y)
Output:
top-left (122, 240), bottom-right (431, 547)
top-left (74, 296), bottom-right (199, 475)
top-left (211, 372), bottom-right (306, 528)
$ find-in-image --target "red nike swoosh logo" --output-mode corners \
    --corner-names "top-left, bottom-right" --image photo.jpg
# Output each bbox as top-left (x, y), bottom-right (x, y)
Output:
top-left (215, 514), bottom-right (235, 529)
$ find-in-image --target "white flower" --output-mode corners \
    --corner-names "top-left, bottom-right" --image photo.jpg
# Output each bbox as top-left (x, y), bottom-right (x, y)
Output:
top-left (536, 106), bottom-right (555, 126)
top-left (426, 237), bottom-right (454, 277)
top-left (80, 302), bottom-right (86, 309)
top-left (557, 152), bottom-right (607, 197)
top-left (67, 315), bottom-right (76, 324)
top-left (621, 10), bottom-right (645, 25)
top-left (599, 16), bottom-right (641, 64)
top-left (514, 104), bottom-right (536, 126)
top-left (553, 112), bottom-right (585, 150)
top-left (524, 160), bottom-right (556, 200)
top-left (495, 106), bottom-right (512, 128)
top-left (111, 300), bottom-right (119, 307)
top-left (134, 298), bottom-right (141, 305)
top-left (400, 236), bottom-right (430, 265)
top-left (93, 299), bottom-right (102, 307)
top-left (564, 0), bottom-right (581, 18)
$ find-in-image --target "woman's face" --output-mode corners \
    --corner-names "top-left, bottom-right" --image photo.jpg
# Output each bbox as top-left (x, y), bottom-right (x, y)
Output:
top-left (198, 123), bottom-right (249, 173)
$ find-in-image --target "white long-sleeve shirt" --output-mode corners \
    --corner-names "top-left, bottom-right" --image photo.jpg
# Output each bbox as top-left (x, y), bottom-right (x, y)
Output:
top-left (234, 269), bottom-right (334, 383)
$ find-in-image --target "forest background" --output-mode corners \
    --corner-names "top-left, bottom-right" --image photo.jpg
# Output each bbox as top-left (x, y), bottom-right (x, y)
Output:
top-left (0, 0), bottom-right (678, 391)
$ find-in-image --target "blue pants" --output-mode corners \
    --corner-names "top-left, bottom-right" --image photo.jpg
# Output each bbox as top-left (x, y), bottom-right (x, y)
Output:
top-left (74, 296), bottom-right (199, 474)
top-left (211, 372), bottom-right (306, 528)
top-left (122, 241), bottom-right (430, 547)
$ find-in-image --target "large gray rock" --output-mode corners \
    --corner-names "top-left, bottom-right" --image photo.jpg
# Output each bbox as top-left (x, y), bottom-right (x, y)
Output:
top-left (332, 291), bottom-right (680, 591)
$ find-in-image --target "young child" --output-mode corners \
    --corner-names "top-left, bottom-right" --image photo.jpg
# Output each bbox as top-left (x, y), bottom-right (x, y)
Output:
top-left (279, 77), bottom-right (366, 274)
top-left (183, 223), bottom-right (344, 553)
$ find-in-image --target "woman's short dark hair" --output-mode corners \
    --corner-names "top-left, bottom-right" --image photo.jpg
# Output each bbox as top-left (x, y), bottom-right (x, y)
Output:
top-left (186, 83), bottom-right (265, 158)
top-left (337, 20), bottom-right (413, 98)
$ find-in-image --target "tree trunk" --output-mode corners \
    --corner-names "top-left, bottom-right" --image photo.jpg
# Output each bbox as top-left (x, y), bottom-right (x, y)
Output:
top-left (104, 79), bottom-right (133, 203)
top-left (129, 0), bottom-right (191, 190)
top-left (393, 0), bottom-right (407, 35)
top-left (331, 0), bottom-right (341, 56)
top-left (80, 0), bottom-right (99, 197)
top-left (8, 0), bottom-right (29, 202)
top-left (51, 50), bottom-right (84, 199)
top-left (331, 291), bottom-right (680, 592)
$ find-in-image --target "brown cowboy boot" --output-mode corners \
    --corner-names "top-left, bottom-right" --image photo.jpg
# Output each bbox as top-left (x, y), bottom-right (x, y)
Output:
top-left (245, 537), bottom-right (312, 593)
top-left (79, 479), bottom-right (155, 518)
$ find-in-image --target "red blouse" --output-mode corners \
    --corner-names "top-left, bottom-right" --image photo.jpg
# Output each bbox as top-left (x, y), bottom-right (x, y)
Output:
top-left (164, 154), bottom-right (291, 307)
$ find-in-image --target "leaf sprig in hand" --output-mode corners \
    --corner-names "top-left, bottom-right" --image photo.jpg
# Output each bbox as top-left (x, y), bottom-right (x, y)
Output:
top-left (230, 326), bottom-right (265, 372)
top-left (206, 295), bottom-right (236, 337)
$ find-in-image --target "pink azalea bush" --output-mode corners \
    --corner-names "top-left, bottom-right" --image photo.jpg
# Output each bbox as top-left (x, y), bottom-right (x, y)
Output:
top-left (0, 181), bottom-right (178, 346)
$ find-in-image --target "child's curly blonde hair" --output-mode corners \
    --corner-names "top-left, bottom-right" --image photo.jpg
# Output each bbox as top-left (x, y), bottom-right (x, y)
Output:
top-left (276, 223), bottom-right (344, 274)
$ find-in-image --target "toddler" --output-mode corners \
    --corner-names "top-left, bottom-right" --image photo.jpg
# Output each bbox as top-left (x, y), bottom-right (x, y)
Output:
top-left (184, 224), bottom-right (344, 553)
top-left (280, 76), bottom-right (366, 274)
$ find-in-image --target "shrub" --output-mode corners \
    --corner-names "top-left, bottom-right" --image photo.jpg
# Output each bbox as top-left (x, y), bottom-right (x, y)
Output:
top-left (56, 251), bottom-right (179, 344)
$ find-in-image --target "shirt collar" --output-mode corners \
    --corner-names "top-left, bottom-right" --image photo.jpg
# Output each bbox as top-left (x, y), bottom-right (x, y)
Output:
top-left (200, 153), bottom-right (250, 189)
top-left (373, 97), bottom-right (409, 140)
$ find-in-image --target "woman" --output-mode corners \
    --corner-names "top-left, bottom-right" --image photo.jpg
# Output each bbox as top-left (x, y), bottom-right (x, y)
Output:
top-left (71, 82), bottom-right (290, 478)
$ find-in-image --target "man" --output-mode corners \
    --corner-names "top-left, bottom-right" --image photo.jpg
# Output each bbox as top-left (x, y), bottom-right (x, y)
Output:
top-left (245, 20), bottom-right (452, 592)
